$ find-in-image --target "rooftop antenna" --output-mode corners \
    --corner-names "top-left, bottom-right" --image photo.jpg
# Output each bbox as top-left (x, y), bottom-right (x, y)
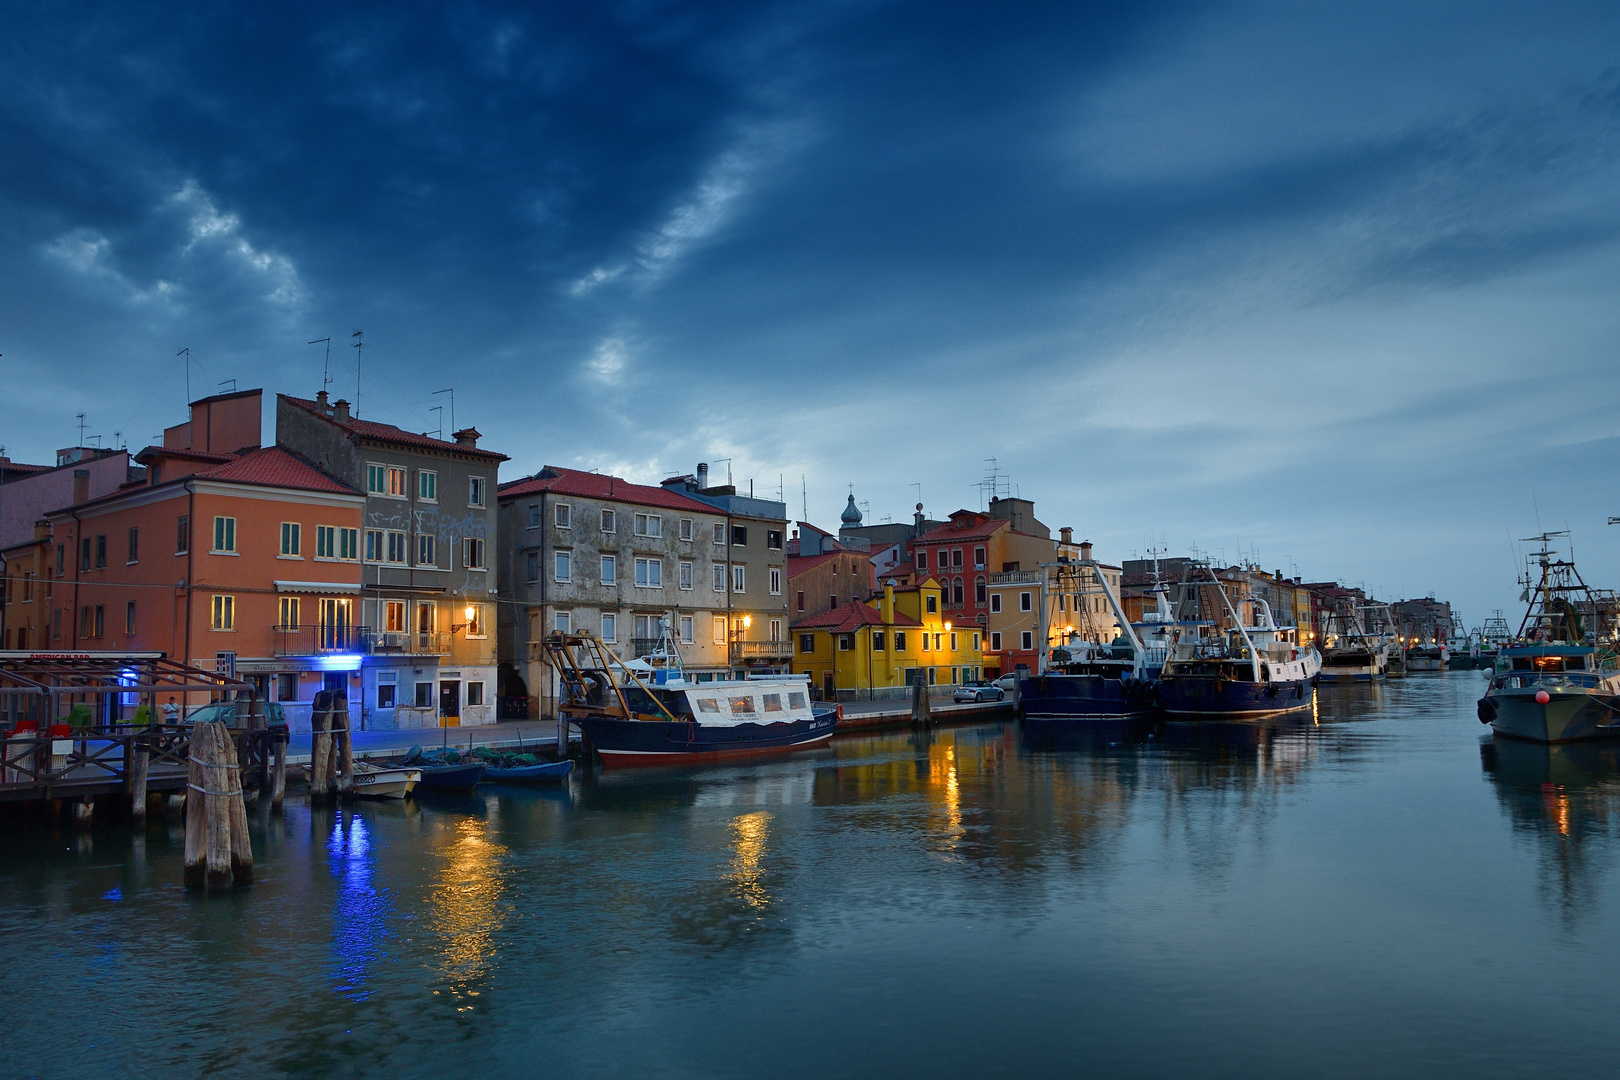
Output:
top-left (428, 405), bottom-right (444, 438)
top-left (777, 473), bottom-right (784, 502)
top-left (434, 388), bottom-right (455, 433)
top-left (77, 413), bottom-right (86, 448)
top-left (218, 378), bottom-right (236, 394)
top-left (712, 457), bottom-right (732, 486)
top-left (351, 329), bottom-right (363, 417)
top-left (177, 347), bottom-right (190, 404)
top-left (308, 338), bottom-right (332, 395)
top-left (801, 475), bottom-right (808, 521)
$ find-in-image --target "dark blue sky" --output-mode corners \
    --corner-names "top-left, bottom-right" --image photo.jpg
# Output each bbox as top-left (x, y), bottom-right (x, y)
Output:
top-left (4, 1), bottom-right (1619, 622)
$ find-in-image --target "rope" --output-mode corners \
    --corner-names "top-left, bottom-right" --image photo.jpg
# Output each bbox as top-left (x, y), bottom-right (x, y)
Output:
top-left (190, 758), bottom-right (239, 770)
top-left (187, 782), bottom-right (242, 797)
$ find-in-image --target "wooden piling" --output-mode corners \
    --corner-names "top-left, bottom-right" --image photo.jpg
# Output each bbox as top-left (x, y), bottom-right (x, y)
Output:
top-left (183, 724), bottom-right (207, 887)
top-left (334, 695), bottom-right (354, 802)
top-left (219, 727), bottom-right (253, 884)
top-left (270, 731), bottom-right (287, 813)
top-left (309, 695), bottom-right (332, 804)
top-left (129, 741), bottom-right (149, 823)
top-left (73, 797), bottom-right (94, 829)
top-left (911, 678), bottom-right (932, 728)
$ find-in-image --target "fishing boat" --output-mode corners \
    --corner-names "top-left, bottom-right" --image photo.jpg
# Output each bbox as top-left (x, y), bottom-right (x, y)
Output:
top-left (401, 747), bottom-right (487, 790)
top-left (1318, 601), bottom-right (1391, 682)
top-left (1406, 643), bottom-right (1449, 672)
top-left (1158, 567), bottom-right (1320, 719)
top-left (484, 758), bottom-right (574, 784)
top-left (351, 760), bottom-right (421, 799)
top-left (1019, 552), bottom-right (1166, 722)
top-left (546, 628), bottom-right (837, 767)
top-left (1477, 533), bottom-right (1620, 743)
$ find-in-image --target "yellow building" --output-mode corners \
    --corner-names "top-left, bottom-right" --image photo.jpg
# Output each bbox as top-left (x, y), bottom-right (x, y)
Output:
top-left (792, 579), bottom-right (985, 701)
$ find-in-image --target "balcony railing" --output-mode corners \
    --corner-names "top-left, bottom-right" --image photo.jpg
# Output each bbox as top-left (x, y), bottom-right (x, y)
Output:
top-left (731, 640), bottom-right (792, 660)
top-left (988, 570), bottom-right (1041, 585)
top-left (272, 624), bottom-right (451, 657)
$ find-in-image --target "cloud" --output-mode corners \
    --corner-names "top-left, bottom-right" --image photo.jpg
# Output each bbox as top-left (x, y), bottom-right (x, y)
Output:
top-left (169, 180), bottom-right (305, 308)
top-left (584, 336), bottom-right (628, 384)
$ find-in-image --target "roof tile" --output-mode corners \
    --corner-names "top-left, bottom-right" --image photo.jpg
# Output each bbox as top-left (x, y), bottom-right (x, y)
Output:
top-left (280, 395), bottom-right (509, 460)
top-left (498, 466), bottom-right (715, 513)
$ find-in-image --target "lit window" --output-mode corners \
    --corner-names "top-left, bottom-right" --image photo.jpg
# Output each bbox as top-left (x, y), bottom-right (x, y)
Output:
top-left (211, 595), bottom-right (235, 631)
top-left (466, 604), bottom-right (486, 638)
top-left (385, 601), bottom-right (406, 632)
top-left (387, 467), bottom-right (408, 497)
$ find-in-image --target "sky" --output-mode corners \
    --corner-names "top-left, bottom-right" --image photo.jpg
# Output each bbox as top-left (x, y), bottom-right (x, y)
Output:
top-left (3, 0), bottom-right (1619, 625)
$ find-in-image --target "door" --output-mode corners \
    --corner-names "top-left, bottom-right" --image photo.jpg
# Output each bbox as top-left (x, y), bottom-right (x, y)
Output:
top-left (439, 680), bottom-right (460, 720)
top-left (318, 598), bottom-right (351, 650)
top-left (822, 673), bottom-right (835, 700)
top-left (418, 601), bottom-right (437, 651)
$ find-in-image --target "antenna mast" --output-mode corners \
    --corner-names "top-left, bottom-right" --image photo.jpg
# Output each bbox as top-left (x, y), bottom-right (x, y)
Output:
top-left (308, 338), bottom-right (332, 395)
top-left (351, 330), bottom-right (363, 417)
top-left (177, 347), bottom-right (190, 404)
top-left (434, 388), bottom-right (455, 433)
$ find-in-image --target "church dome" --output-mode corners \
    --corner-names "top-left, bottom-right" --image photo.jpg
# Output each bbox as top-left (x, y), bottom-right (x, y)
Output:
top-left (841, 493), bottom-right (863, 525)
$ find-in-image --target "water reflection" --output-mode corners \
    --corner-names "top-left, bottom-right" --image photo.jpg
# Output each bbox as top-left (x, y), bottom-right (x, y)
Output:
top-left (326, 811), bottom-right (388, 1002)
top-left (1482, 736), bottom-right (1620, 924)
top-left (726, 811), bottom-right (772, 910)
top-left (425, 816), bottom-right (509, 1011)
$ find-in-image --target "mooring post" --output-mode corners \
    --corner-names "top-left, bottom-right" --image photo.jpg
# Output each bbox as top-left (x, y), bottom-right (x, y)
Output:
top-left (73, 797), bottom-right (94, 829)
top-left (202, 724), bottom-right (233, 890)
top-left (129, 739), bottom-right (149, 823)
top-left (270, 730), bottom-right (287, 814)
top-left (911, 677), bottom-right (932, 728)
top-left (183, 723), bottom-right (207, 888)
top-left (219, 725), bottom-right (253, 884)
top-left (334, 695), bottom-right (354, 803)
top-left (310, 695), bottom-right (332, 805)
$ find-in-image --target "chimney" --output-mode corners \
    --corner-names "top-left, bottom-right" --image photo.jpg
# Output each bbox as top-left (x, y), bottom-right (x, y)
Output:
top-left (1060, 526), bottom-right (1073, 546)
top-left (1079, 540), bottom-right (1093, 562)
top-left (913, 502), bottom-right (925, 534)
top-left (333, 399), bottom-right (351, 423)
top-left (34, 519), bottom-right (51, 542)
top-left (696, 462), bottom-right (709, 490)
top-left (316, 390), bottom-right (330, 414)
top-left (72, 468), bottom-right (90, 506)
top-left (452, 427), bottom-right (481, 448)
top-left (883, 579), bottom-right (897, 625)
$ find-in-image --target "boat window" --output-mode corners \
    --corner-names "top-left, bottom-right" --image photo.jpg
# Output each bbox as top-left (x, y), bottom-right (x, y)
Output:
top-left (762, 693), bottom-right (783, 712)
top-left (789, 692), bottom-right (807, 709)
top-left (730, 696), bottom-right (757, 715)
top-left (1565, 655), bottom-right (1586, 670)
top-left (695, 697), bottom-right (721, 713)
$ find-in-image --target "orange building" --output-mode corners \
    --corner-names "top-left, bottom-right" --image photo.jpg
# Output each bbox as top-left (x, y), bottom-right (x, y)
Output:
top-left (43, 391), bottom-right (366, 728)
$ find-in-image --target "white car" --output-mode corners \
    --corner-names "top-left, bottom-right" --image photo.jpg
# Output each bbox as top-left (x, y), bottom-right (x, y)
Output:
top-left (953, 680), bottom-right (1006, 704)
top-left (991, 674), bottom-right (1021, 694)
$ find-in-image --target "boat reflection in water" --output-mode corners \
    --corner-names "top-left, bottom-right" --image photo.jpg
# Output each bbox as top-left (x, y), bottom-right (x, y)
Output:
top-left (1481, 735), bottom-right (1620, 922)
top-left (426, 816), bottom-right (509, 1012)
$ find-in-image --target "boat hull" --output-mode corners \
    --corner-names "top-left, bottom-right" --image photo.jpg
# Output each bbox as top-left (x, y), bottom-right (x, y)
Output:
top-left (1485, 688), bottom-right (1620, 743)
top-left (484, 760), bottom-right (575, 783)
top-left (1018, 673), bottom-right (1158, 721)
top-left (352, 765), bottom-right (420, 799)
top-left (413, 762), bottom-right (486, 791)
top-left (1160, 675), bottom-right (1315, 719)
top-left (578, 715), bottom-right (836, 767)
top-left (1318, 669), bottom-right (1383, 683)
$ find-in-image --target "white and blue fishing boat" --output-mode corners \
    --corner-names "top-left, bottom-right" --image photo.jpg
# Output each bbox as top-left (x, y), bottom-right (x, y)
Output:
top-left (1318, 601), bottom-right (1392, 683)
top-left (1158, 568), bottom-right (1320, 719)
top-left (1478, 533), bottom-right (1620, 743)
top-left (546, 629), bottom-right (837, 767)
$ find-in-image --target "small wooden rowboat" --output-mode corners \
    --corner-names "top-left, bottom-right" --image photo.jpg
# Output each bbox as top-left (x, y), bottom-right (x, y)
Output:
top-left (483, 759), bottom-right (574, 784)
top-left (412, 761), bottom-right (486, 791)
top-left (352, 760), bottom-right (422, 799)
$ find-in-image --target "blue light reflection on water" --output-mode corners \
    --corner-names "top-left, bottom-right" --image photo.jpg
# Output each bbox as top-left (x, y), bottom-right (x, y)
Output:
top-left (327, 811), bottom-right (389, 1002)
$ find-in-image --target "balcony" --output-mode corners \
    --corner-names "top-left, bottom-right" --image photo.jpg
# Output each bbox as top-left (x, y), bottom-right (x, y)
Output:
top-left (988, 570), bottom-right (1041, 585)
top-left (731, 640), bottom-right (792, 661)
top-left (271, 624), bottom-right (451, 657)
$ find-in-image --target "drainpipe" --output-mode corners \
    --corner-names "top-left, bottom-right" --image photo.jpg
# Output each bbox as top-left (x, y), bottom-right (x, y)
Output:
top-left (725, 508), bottom-right (734, 676)
top-left (184, 482), bottom-right (195, 672)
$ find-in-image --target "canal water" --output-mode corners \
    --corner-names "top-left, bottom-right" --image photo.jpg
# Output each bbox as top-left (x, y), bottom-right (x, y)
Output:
top-left (5, 673), bottom-right (1620, 1079)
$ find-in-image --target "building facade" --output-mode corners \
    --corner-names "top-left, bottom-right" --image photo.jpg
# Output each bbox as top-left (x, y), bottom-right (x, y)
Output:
top-left (786, 521), bottom-right (874, 624)
top-left (276, 392), bottom-right (507, 728)
top-left (792, 579), bottom-right (985, 700)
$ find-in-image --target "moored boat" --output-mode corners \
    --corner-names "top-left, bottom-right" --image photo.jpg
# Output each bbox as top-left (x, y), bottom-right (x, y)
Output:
top-left (1020, 553), bottom-right (1162, 723)
top-left (484, 759), bottom-right (575, 783)
top-left (352, 759), bottom-right (421, 799)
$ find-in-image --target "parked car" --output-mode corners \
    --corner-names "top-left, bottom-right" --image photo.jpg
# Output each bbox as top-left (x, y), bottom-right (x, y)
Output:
top-left (954, 680), bottom-right (1005, 704)
top-left (991, 674), bottom-right (1021, 694)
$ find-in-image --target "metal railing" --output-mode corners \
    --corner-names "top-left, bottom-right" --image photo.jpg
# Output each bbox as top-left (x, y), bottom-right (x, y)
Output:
top-left (988, 570), bottom-right (1041, 585)
top-left (271, 625), bottom-right (450, 656)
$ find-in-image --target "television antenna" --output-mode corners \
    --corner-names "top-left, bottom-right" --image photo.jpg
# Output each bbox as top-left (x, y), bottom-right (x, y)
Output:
top-left (177, 347), bottom-right (190, 404)
top-left (351, 330), bottom-right (363, 417)
top-left (308, 338), bottom-right (332, 394)
top-left (434, 388), bottom-right (455, 433)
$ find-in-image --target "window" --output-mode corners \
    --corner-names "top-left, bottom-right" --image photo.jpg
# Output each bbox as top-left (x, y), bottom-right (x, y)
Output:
top-left (280, 522), bottom-right (301, 557)
top-left (951, 548), bottom-right (962, 568)
top-left (990, 593), bottom-right (1003, 613)
top-left (415, 682), bottom-right (433, 708)
top-left (317, 526), bottom-right (336, 559)
top-left (713, 615), bottom-right (727, 644)
top-left (384, 467), bottom-right (406, 497)
top-left (770, 618), bottom-right (782, 642)
top-left (799, 633), bottom-right (815, 654)
top-left (680, 616), bottom-right (693, 642)
top-left (417, 534), bottom-right (436, 566)
top-left (211, 595), bottom-right (235, 631)
top-left (975, 578), bottom-right (986, 603)
top-left (767, 530), bottom-right (783, 550)
top-left (339, 528), bottom-right (358, 560)
top-left (276, 673), bottom-right (298, 702)
top-left (467, 682), bottom-right (485, 706)
top-left (712, 522), bottom-right (725, 545)
top-left (466, 604), bottom-right (486, 638)
top-left (93, 604), bottom-right (105, 636)
top-left (555, 503), bottom-right (571, 529)
top-left (972, 633), bottom-right (981, 650)
top-left (921, 633), bottom-right (931, 652)
top-left (797, 591), bottom-right (805, 612)
top-left (468, 477), bottom-right (486, 507)
top-left (838, 634), bottom-right (855, 651)
top-left (731, 525), bottom-right (748, 546)
top-left (279, 597), bottom-right (300, 628)
top-left (554, 551), bottom-right (571, 581)
top-left (80, 538), bottom-right (91, 571)
top-left (1020, 591), bottom-right (1032, 612)
top-left (527, 504), bottom-right (540, 528)
top-left (873, 631), bottom-right (886, 651)
top-left (212, 517), bottom-right (237, 553)
top-left (385, 601), bottom-right (406, 633)
top-left (418, 470), bottom-right (437, 502)
top-left (926, 594), bottom-right (938, 614)
top-left (713, 563), bottom-right (726, 592)
top-left (916, 550), bottom-right (927, 571)
top-left (953, 579), bottom-right (964, 605)
top-left (635, 614), bottom-right (659, 641)
top-left (377, 683), bottom-right (396, 709)
top-left (934, 633), bottom-right (944, 652)
top-left (95, 534), bottom-right (106, 568)
top-left (601, 554), bottom-right (617, 585)
top-left (679, 517), bottom-right (692, 541)
top-left (525, 552), bottom-right (539, 582)
top-left (463, 537), bottom-right (486, 570)
top-left (634, 513), bottom-right (661, 538)
top-left (55, 544), bottom-right (64, 576)
top-left (175, 514), bottom-right (191, 555)
top-left (601, 613), bottom-right (617, 642)
top-left (635, 557), bottom-right (662, 588)
top-left (679, 560), bottom-right (693, 590)
top-left (1021, 631), bottom-right (1034, 650)
top-left (732, 565), bottom-right (745, 593)
top-left (991, 631), bottom-right (1002, 651)
top-left (973, 546), bottom-right (986, 570)
top-left (769, 568), bottom-right (781, 595)
top-left (386, 530), bottom-right (408, 564)
top-left (601, 509), bottom-right (616, 533)
top-left (555, 610), bottom-right (571, 633)
top-left (125, 601), bottom-right (136, 635)
top-left (894, 631), bottom-right (906, 651)
top-left (950, 632), bottom-right (958, 651)
top-left (366, 464), bottom-right (387, 494)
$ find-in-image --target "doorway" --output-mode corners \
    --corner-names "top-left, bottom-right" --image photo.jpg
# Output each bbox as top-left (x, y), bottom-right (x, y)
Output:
top-left (439, 680), bottom-right (460, 721)
top-left (822, 673), bottom-right (835, 700)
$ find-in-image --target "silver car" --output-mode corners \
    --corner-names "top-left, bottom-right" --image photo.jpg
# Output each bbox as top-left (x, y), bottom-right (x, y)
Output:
top-left (953, 680), bottom-right (1005, 704)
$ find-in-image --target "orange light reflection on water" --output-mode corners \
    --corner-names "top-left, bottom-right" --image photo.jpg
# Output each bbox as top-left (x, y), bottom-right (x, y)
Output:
top-left (726, 811), bottom-right (772, 909)
top-left (426, 817), bottom-right (508, 1012)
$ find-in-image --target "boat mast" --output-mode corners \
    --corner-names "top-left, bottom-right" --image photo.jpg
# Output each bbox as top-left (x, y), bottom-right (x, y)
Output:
top-left (1206, 565), bottom-right (1261, 681)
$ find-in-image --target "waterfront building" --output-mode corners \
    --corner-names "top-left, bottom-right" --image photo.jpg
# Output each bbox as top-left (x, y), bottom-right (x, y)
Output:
top-left (792, 578), bottom-right (985, 700)
top-left (276, 391), bottom-right (508, 728)
top-left (987, 538), bottom-right (1121, 676)
top-left (1, 519), bottom-right (53, 649)
top-left (0, 446), bottom-right (141, 550)
top-left (660, 463), bottom-right (792, 675)
top-left (1391, 597), bottom-right (1453, 644)
top-left (496, 466), bottom-right (732, 720)
top-left (41, 390), bottom-right (367, 730)
top-left (837, 500), bottom-right (945, 588)
top-left (786, 521), bottom-right (874, 624)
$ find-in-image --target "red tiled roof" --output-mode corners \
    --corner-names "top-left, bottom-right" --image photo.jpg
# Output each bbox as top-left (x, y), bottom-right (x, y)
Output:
top-left (280, 395), bottom-right (509, 460)
top-left (197, 447), bottom-right (360, 495)
top-left (785, 552), bottom-right (840, 578)
top-left (914, 515), bottom-right (1007, 544)
top-left (794, 600), bottom-right (922, 632)
top-left (135, 445), bottom-right (234, 466)
top-left (498, 466), bottom-right (715, 512)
